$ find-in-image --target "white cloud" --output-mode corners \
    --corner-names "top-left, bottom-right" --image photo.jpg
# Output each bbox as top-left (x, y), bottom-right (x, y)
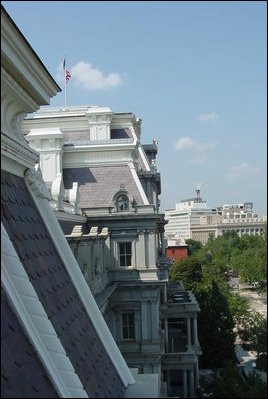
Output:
top-left (225, 163), bottom-right (259, 181)
top-left (175, 137), bottom-right (196, 150)
top-left (69, 61), bottom-right (123, 90)
top-left (175, 136), bottom-right (217, 152)
top-left (198, 112), bottom-right (219, 122)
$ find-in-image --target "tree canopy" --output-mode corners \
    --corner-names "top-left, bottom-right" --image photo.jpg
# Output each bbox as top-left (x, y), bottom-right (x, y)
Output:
top-left (202, 362), bottom-right (267, 398)
top-left (168, 231), bottom-right (267, 369)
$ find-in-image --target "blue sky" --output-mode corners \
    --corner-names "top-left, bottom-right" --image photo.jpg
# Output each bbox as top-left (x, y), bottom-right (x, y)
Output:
top-left (3, 1), bottom-right (267, 214)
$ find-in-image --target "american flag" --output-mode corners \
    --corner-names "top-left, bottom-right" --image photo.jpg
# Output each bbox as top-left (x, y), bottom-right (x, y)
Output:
top-left (63, 58), bottom-right (71, 83)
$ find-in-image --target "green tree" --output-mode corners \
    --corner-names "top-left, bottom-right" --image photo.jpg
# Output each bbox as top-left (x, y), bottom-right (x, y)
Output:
top-left (196, 281), bottom-right (236, 368)
top-left (238, 311), bottom-right (267, 372)
top-left (227, 292), bottom-right (250, 322)
top-left (169, 255), bottom-right (203, 291)
top-left (198, 232), bottom-right (267, 284)
top-left (185, 238), bottom-right (202, 256)
top-left (231, 236), bottom-right (267, 284)
top-left (169, 231), bottom-right (267, 372)
top-left (204, 362), bottom-right (267, 398)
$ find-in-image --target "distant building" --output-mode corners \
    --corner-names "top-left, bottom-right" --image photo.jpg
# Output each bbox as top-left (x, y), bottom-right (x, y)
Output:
top-left (165, 238), bottom-right (189, 264)
top-left (165, 188), bottom-right (216, 241)
top-left (21, 104), bottom-right (202, 397)
top-left (191, 202), bottom-right (267, 244)
top-left (165, 191), bottom-right (267, 245)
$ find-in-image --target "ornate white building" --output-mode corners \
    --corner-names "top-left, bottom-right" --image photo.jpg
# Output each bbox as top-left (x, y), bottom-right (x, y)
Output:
top-left (21, 105), bottom-right (202, 398)
top-left (165, 190), bottom-right (266, 245)
top-left (191, 202), bottom-right (267, 244)
top-left (165, 188), bottom-right (216, 241)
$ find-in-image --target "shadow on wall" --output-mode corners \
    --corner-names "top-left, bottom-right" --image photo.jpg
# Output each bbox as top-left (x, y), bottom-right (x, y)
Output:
top-left (63, 167), bottom-right (97, 189)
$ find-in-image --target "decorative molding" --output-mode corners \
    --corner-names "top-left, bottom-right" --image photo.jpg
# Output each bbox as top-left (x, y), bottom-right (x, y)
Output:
top-left (1, 131), bottom-right (40, 172)
top-left (51, 173), bottom-right (65, 211)
top-left (25, 167), bottom-right (52, 200)
top-left (68, 182), bottom-right (80, 214)
top-left (1, 68), bottom-right (41, 149)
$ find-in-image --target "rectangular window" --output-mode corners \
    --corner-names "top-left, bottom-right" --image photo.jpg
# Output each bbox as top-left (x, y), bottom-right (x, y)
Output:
top-left (119, 242), bottom-right (132, 267)
top-left (121, 312), bottom-right (135, 340)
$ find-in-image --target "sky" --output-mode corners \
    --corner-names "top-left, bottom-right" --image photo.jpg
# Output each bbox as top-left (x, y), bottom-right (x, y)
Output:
top-left (3, 1), bottom-right (267, 215)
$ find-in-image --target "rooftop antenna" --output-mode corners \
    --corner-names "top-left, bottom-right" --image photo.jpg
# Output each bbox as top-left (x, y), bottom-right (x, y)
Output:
top-left (195, 182), bottom-right (202, 199)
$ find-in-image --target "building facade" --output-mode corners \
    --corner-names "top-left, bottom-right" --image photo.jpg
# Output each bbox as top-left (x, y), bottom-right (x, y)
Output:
top-left (1, 6), bottom-right (139, 398)
top-left (165, 188), bottom-right (216, 241)
top-left (165, 191), bottom-right (267, 245)
top-left (191, 202), bottom-right (267, 245)
top-left (165, 239), bottom-right (189, 264)
top-left (22, 105), bottom-right (202, 397)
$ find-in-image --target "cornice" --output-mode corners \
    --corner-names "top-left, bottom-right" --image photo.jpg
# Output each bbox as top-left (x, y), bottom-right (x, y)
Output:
top-left (1, 131), bottom-right (39, 169)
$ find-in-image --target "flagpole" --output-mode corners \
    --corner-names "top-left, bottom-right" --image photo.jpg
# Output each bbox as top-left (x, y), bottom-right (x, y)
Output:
top-left (64, 71), bottom-right (67, 108)
top-left (64, 54), bottom-right (67, 108)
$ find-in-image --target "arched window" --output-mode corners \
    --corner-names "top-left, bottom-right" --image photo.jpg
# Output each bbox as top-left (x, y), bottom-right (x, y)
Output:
top-left (117, 194), bottom-right (129, 211)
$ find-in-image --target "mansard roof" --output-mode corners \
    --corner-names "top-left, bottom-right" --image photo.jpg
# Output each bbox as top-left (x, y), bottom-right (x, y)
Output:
top-left (1, 288), bottom-right (58, 398)
top-left (1, 169), bottom-right (126, 397)
top-left (63, 165), bottom-right (147, 209)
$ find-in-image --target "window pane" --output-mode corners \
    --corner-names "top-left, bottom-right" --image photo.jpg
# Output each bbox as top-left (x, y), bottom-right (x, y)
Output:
top-left (121, 313), bottom-right (135, 339)
top-left (128, 313), bottom-right (134, 325)
top-left (122, 314), bottom-right (128, 325)
top-left (120, 255), bottom-right (126, 267)
top-left (117, 194), bottom-right (129, 211)
top-left (126, 255), bottom-right (131, 266)
top-left (128, 326), bottom-right (135, 339)
top-left (119, 242), bottom-right (132, 267)
top-left (122, 327), bottom-right (129, 338)
top-left (119, 243), bottom-right (125, 255)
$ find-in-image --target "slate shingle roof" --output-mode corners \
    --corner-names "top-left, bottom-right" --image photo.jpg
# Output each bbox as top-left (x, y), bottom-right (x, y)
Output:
top-left (1, 169), bottom-right (126, 398)
top-left (63, 166), bottom-right (145, 209)
top-left (1, 288), bottom-right (59, 398)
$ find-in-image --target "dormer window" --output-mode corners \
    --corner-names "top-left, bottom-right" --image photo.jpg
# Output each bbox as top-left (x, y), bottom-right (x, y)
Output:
top-left (117, 194), bottom-right (129, 211)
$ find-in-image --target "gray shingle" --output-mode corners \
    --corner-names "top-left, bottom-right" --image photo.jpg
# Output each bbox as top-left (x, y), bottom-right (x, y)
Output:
top-left (63, 166), bottom-right (145, 209)
top-left (1, 170), bottom-right (126, 398)
top-left (1, 288), bottom-right (59, 398)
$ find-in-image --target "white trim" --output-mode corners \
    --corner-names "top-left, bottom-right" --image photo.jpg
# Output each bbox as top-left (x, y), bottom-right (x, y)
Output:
top-left (2, 10), bottom-right (60, 104)
top-left (138, 145), bottom-right (151, 171)
top-left (25, 177), bottom-right (135, 387)
top-left (1, 222), bottom-right (88, 398)
top-left (129, 163), bottom-right (149, 205)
